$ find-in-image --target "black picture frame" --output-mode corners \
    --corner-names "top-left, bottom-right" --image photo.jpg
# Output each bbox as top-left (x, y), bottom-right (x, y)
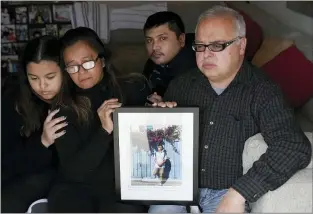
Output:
top-left (113, 107), bottom-right (199, 205)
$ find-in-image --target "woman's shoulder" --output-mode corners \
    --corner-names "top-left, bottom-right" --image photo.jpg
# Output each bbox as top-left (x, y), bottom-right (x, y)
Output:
top-left (120, 74), bottom-right (151, 92)
top-left (51, 101), bottom-right (93, 129)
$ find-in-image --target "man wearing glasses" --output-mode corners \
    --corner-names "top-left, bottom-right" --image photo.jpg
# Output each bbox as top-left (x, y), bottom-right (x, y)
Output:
top-left (149, 5), bottom-right (312, 213)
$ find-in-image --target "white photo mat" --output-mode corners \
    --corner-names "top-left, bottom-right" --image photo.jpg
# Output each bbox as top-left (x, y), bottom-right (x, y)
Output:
top-left (118, 112), bottom-right (194, 201)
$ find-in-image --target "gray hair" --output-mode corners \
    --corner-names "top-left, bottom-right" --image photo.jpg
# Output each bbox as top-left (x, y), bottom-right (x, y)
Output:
top-left (195, 5), bottom-right (246, 37)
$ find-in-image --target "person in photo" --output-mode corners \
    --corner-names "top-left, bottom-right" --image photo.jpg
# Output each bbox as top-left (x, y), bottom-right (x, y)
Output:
top-left (1, 8), bottom-right (12, 24)
top-left (152, 143), bottom-right (168, 186)
top-left (8, 27), bottom-right (16, 42)
top-left (16, 7), bottom-right (28, 24)
top-left (16, 25), bottom-right (28, 41)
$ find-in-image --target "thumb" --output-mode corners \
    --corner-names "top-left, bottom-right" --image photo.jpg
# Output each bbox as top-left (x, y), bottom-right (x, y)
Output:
top-left (48, 109), bottom-right (51, 114)
top-left (154, 92), bottom-right (158, 95)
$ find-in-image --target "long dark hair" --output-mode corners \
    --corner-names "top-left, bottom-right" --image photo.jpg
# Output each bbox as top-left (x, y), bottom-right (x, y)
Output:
top-left (15, 35), bottom-right (90, 137)
top-left (60, 27), bottom-right (147, 103)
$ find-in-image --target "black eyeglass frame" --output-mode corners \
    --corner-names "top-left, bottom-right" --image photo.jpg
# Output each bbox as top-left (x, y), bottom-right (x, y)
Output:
top-left (192, 36), bottom-right (243, 52)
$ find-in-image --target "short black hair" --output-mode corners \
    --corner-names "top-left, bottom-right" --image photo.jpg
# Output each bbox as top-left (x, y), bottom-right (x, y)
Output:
top-left (143, 11), bottom-right (185, 38)
top-left (158, 143), bottom-right (163, 148)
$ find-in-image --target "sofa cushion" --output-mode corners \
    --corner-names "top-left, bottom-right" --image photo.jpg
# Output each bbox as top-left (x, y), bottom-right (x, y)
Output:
top-left (252, 37), bottom-right (294, 67)
top-left (261, 45), bottom-right (313, 108)
top-left (109, 43), bottom-right (148, 74)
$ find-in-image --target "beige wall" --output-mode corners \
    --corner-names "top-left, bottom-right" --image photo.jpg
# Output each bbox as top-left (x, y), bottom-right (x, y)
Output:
top-left (250, 1), bottom-right (313, 37)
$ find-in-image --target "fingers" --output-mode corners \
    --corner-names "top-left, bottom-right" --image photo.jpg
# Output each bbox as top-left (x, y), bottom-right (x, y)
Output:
top-left (153, 101), bottom-right (177, 108)
top-left (98, 98), bottom-right (119, 111)
top-left (47, 116), bottom-right (67, 128)
top-left (105, 108), bottom-right (116, 116)
top-left (105, 103), bottom-right (122, 109)
top-left (52, 122), bottom-right (68, 133)
top-left (45, 108), bottom-right (60, 123)
top-left (147, 93), bottom-right (162, 103)
top-left (53, 130), bottom-right (66, 139)
top-left (97, 101), bottom-right (121, 114)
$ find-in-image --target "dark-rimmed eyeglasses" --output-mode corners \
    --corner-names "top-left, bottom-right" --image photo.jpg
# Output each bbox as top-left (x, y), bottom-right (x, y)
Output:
top-left (65, 56), bottom-right (99, 74)
top-left (192, 36), bottom-right (242, 52)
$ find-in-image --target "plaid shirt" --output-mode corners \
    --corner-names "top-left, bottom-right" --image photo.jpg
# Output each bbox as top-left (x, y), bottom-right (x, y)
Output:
top-left (163, 60), bottom-right (312, 202)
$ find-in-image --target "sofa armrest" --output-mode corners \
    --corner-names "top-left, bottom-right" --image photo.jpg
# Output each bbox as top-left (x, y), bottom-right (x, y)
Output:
top-left (250, 168), bottom-right (312, 213)
top-left (243, 132), bottom-right (313, 213)
top-left (243, 132), bottom-right (313, 174)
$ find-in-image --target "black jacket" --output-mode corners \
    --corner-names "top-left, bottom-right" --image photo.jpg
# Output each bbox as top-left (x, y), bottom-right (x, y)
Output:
top-left (143, 45), bottom-right (197, 96)
top-left (1, 91), bottom-right (57, 184)
top-left (53, 75), bottom-right (151, 195)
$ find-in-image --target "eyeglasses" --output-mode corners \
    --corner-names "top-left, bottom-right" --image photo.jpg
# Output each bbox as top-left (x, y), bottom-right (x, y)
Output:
top-left (192, 37), bottom-right (242, 52)
top-left (65, 56), bottom-right (99, 74)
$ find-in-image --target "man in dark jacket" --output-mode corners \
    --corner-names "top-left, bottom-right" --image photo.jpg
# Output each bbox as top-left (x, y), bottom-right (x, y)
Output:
top-left (143, 11), bottom-right (197, 102)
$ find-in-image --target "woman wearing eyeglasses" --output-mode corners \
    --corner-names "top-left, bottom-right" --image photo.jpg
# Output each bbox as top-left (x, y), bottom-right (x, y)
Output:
top-left (1, 36), bottom-right (79, 212)
top-left (47, 27), bottom-right (150, 213)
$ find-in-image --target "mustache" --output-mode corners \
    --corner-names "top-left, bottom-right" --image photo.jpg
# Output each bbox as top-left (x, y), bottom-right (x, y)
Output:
top-left (150, 51), bottom-right (164, 57)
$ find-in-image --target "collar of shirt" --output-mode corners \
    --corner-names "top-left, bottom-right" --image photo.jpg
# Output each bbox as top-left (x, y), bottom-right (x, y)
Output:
top-left (193, 60), bottom-right (253, 89)
top-left (156, 46), bottom-right (195, 74)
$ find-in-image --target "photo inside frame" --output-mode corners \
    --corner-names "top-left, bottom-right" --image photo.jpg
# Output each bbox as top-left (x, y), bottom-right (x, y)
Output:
top-left (28, 5), bottom-right (52, 24)
top-left (117, 111), bottom-right (195, 202)
top-left (130, 124), bottom-right (183, 187)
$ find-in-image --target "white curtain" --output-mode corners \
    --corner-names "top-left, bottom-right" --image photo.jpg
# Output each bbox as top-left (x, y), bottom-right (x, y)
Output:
top-left (72, 2), bottom-right (110, 43)
top-left (71, 2), bottom-right (168, 43)
top-left (109, 2), bottom-right (168, 31)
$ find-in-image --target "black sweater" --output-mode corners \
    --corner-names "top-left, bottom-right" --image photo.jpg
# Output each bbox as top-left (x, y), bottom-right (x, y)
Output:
top-left (1, 91), bottom-right (56, 184)
top-left (53, 76), bottom-right (151, 195)
top-left (143, 45), bottom-right (197, 96)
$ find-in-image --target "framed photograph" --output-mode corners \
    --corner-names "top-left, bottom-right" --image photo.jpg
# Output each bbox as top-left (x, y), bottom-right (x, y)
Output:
top-left (1, 43), bottom-right (16, 55)
top-left (53, 4), bottom-right (73, 23)
top-left (1, 58), bottom-right (21, 73)
top-left (29, 27), bottom-right (46, 40)
top-left (113, 107), bottom-right (199, 205)
top-left (46, 24), bottom-right (58, 37)
top-left (1, 25), bottom-right (16, 42)
top-left (58, 24), bottom-right (72, 37)
top-left (15, 7), bottom-right (28, 24)
top-left (28, 5), bottom-right (52, 24)
top-left (1, 7), bottom-right (15, 25)
top-left (15, 25), bottom-right (28, 41)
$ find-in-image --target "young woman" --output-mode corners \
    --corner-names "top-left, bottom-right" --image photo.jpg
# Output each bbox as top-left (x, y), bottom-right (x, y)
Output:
top-left (47, 27), bottom-right (151, 213)
top-left (1, 36), bottom-right (67, 212)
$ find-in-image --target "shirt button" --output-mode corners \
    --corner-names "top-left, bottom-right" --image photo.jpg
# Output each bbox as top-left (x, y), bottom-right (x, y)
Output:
top-left (201, 169), bottom-right (206, 172)
top-left (209, 121), bottom-right (214, 125)
top-left (204, 145), bottom-right (208, 149)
